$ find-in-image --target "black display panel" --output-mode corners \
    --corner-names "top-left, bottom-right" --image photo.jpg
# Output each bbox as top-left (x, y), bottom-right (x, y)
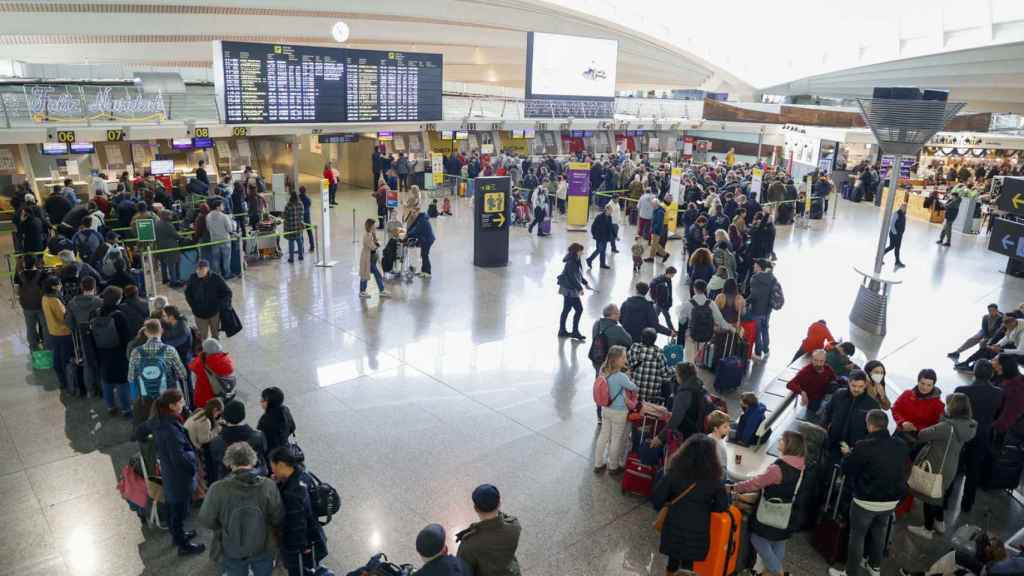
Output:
top-left (215, 41), bottom-right (443, 124)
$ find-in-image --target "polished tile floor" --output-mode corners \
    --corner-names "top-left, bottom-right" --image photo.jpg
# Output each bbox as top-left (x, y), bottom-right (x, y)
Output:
top-left (1, 186), bottom-right (1022, 575)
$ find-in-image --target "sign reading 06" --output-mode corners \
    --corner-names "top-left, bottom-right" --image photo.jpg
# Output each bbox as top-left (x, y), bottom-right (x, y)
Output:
top-left (56, 130), bottom-right (76, 143)
top-left (232, 127), bottom-right (248, 137)
top-left (193, 127), bottom-right (210, 138)
top-left (105, 129), bottom-right (125, 142)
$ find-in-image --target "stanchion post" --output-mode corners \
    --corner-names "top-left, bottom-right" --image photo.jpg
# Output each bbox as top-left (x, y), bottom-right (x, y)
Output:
top-left (237, 236), bottom-right (246, 280)
top-left (352, 208), bottom-right (357, 244)
top-left (6, 253), bottom-right (15, 307)
top-left (144, 246), bottom-right (157, 299)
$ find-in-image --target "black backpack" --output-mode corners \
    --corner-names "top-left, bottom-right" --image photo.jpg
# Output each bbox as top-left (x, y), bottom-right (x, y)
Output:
top-left (588, 324), bottom-right (611, 365)
top-left (305, 471), bottom-right (341, 526)
top-left (90, 309), bottom-right (121, 350)
top-left (689, 299), bottom-right (715, 343)
top-left (59, 265), bottom-right (83, 302)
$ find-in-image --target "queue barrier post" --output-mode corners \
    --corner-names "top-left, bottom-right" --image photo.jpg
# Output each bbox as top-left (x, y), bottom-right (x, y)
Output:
top-left (352, 209), bottom-right (358, 244)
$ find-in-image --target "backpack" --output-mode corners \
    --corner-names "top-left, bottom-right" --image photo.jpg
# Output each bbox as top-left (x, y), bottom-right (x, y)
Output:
top-left (136, 345), bottom-right (169, 398)
top-left (74, 229), bottom-right (101, 263)
top-left (306, 471), bottom-right (341, 526)
top-left (587, 324), bottom-right (611, 365)
top-left (203, 357), bottom-right (237, 398)
top-left (90, 310), bottom-right (121, 350)
top-left (770, 278), bottom-right (785, 311)
top-left (689, 299), bottom-right (715, 343)
top-left (59, 265), bottom-right (83, 302)
top-left (102, 245), bottom-right (126, 277)
top-left (222, 494), bottom-right (269, 559)
top-left (592, 374), bottom-right (623, 407)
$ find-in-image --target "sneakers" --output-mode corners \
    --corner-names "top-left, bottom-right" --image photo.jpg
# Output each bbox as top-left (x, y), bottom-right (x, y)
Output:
top-left (934, 520), bottom-right (945, 534)
top-left (569, 332), bottom-right (587, 341)
top-left (379, 291), bottom-right (391, 298)
top-left (593, 464), bottom-right (606, 474)
top-left (827, 568), bottom-right (846, 576)
top-left (420, 272), bottom-right (431, 278)
top-left (359, 292), bottom-right (371, 299)
top-left (907, 525), bottom-right (934, 539)
top-left (862, 559), bottom-right (881, 576)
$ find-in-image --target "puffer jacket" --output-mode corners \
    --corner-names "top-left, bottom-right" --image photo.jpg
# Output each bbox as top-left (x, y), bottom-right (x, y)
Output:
top-left (892, 387), bottom-right (945, 433)
top-left (189, 351), bottom-right (235, 409)
top-left (748, 270), bottom-right (776, 315)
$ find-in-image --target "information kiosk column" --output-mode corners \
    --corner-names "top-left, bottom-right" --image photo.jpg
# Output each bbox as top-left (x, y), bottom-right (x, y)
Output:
top-left (473, 176), bottom-right (511, 267)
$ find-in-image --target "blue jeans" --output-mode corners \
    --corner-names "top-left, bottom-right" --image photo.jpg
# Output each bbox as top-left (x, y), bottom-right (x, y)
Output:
top-left (752, 313), bottom-right (770, 355)
top-left (48, 334), bottom-right (74, 391)
top-left (360, 259), bottom-right (384, 293)
top-left (101, 379), bottom-right (132, 414)
top-left (223, 551), bottom-right (274, 576)
top-left (159, 257), bottom-right (180, 284)
top-left (750, 533), bottom-right (786, 574)
top-left (210, 242), bottom-right (232, 278)
top-left (587, 240), bottom-right (608, 267)
top-left (287, 234), bottom-right (304, 261)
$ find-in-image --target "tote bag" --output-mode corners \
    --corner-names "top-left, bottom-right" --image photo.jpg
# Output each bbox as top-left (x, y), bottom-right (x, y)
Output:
top-left (756, 470), bottom-right (804, 529)
top-left (908, 426), bottom-right (954, 500)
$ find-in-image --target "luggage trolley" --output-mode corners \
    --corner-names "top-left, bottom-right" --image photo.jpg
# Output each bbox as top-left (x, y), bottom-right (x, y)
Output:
top-left (251, 215), bottom-right (283, 260)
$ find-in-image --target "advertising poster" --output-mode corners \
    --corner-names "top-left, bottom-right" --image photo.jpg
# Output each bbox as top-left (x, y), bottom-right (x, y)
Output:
top-left (750, 167), bottom-right (763, 200)
top-left (683, 136), bottom-right (694, 157)
top-left (566, 162), bottom-right (591, 229)
top-left (431, 153), bottom-right (444, 185)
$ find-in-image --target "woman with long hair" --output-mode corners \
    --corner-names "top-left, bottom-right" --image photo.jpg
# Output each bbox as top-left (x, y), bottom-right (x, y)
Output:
top-left (652, 434), bottom-right (730, 575)
top-left (688, 247), bottom-right (715, 297)
top-left (592, 345), bottom-right (638, 474)
top-left (184, 397), bottom-right (224, 489)
top-left (862, 360), bottom-right (893, 410)
top-left (556, 243), bottom-right (590, 340)
top-left (258, 386), bottom-right (296, 456)
top-left (359, 218), bottom-right (389, 298)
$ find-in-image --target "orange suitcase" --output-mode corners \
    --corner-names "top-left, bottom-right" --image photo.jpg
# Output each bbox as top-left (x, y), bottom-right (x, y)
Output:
top-left (693, 505), bottom-right (742, 576)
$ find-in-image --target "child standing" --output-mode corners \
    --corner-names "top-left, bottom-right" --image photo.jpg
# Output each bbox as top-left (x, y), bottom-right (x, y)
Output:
top-left (707, 410), bottom-right (731, 481)
top-left (631, 236), bottom-right (645, 273)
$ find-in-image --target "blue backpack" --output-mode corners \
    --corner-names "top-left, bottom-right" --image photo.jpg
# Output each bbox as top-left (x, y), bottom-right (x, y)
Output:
top-left (136, 346), bottom-right (170, 398)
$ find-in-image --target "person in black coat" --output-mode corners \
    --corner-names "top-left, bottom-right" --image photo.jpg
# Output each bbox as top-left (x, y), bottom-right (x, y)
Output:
top-left (184, 260), bottom-right (232, 341)
top-left (258, 386), bottom-right (296, 456)
top-left (17, 204), bottom-right (49, 254)
top-left (209, 400), bottom-right (268, 483)
top-left (821, 372), bottom-right (881, 463)
top-left (556, 243), bottom-right (590, 340)
top-left (619, 282), bottom-right (673, 342)
top-left (270, 448), bottom-right (329, 576)
top-left (954, 360), bottom-right (1005, 513)
top-left (586, 205), bottom-right (615, 270)
top-left (95, 286), bottom-right (133, 416)
top-left (883, 203), bottom-right (907, 269)
top-left (651, 434), bottom-right (730, 573)
top-left (44, 189), bottom-right (72, 230)
top-left (134, 389), bottom-right (205, 556)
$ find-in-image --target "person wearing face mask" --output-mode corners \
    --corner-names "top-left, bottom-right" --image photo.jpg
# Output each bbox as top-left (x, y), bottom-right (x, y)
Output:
top-left (862, 360), bottom-right (892, 410)
top-left (892, 369), bottom-right (945, 445)
top-left (785, 349), bottom-right (837, 419)
top-left (821, 371), bottom-right (881, 463)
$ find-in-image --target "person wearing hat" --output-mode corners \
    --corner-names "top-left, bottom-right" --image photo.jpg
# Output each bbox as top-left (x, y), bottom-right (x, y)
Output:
top-left (185, 258), bottom-right (232, 340)
top-left (415, 523), bottom-right (471, 575)
top-left (455, 484), bottom-right (521, 576)
top-left (190, 337), bottom-right (235, 409)
top-left (208, 399), bottom-right (268, 483)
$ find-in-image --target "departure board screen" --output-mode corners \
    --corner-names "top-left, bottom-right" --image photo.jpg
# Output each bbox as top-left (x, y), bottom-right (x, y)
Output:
top-left (214, 41), bottom-right (443, 124)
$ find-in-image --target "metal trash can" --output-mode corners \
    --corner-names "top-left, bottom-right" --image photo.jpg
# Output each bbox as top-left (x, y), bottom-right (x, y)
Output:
top-left (849, 268), bottom-right (902, 337)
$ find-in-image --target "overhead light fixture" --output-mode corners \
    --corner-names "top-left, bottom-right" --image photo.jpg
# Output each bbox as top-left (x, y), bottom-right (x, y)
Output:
top-left (331, 21), bottom-right (350, 43)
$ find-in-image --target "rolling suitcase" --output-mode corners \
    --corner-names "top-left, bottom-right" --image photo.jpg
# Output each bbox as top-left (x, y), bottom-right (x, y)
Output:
top-left (714, 333), bottom-right (745, 392)
top-left (693, 505), bottom-right (742, 576)
top-left (982, 442), bottom-right (1024, 490)
top-left (622, 414), bottom-right (661, 497)
top-left (813, 464), bottom-right (849, 564)
top-left (540, 217), bottom-right (551, 236)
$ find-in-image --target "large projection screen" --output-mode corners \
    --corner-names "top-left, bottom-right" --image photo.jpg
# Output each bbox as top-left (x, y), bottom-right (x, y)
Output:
top-left (525, 32), bottom-right (617, 118)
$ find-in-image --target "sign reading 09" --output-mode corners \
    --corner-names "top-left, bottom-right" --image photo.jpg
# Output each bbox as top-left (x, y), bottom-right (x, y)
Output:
top-left (232, 127), bottom-right (248, 137)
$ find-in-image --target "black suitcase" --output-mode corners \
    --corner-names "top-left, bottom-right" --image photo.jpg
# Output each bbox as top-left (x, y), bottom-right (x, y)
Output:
top-left (66, 358), bottom-right (85, 396)
top-left (982, 443), bottom-right (1024, 490)
top-left (812, 464), bottom-right (849, 564)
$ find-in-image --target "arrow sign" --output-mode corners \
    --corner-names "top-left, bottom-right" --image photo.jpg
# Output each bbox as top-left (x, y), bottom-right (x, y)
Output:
top-left (493, 212), bottom-right (506, 228)
top-left (996, 177), bottom-right (1024, 215)
top-left (989, 218), bottom-right (1024, 259)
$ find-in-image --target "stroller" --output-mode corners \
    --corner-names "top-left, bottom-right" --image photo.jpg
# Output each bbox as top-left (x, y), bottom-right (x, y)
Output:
top-left (514, 200), bottom-right (531, 227)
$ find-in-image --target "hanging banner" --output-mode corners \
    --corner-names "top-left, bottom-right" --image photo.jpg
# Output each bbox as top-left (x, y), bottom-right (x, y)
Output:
top-left (431, 153), bottom-right (444, 185)
top-left (682, 136), bottom-right (694, 158)
top-left (566, 162), bottom-right (591, 230)
top-left (750, 167), bottom-right (763, 200)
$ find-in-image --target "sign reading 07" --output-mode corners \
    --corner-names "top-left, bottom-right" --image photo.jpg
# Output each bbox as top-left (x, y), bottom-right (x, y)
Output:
top-left (106, 129), bottom-right (125, 142)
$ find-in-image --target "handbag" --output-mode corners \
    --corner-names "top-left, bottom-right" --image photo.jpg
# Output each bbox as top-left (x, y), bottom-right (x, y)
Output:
top-left (756, 470), bottom-right (804, 529)
top-left (203, 361), bottom-right (237, 398)
top-left (908, 425), bottom-right (954, 500)
top-left (31, 349), bottom-right (53, 370)
top-left (653, 483), bottom-right (695, 532)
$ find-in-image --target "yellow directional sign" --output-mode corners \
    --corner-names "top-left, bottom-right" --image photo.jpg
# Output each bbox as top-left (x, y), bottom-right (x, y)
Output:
top-left (996, 178), bottom-right (1024, 215)
top-left (483, 191), bottom-right (504, 214)
top-left (1014, 193), bottom-right (1024, 210)
top-left (493, 212), bottom-right (506, 227)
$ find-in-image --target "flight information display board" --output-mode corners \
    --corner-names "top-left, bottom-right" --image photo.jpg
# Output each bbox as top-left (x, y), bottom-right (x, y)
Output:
top-left (214, 41), bottom-right (443, 124)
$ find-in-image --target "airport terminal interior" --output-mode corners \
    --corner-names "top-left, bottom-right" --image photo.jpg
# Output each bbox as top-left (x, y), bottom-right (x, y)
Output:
top-left (2, 2), bottom-right (1024, 576)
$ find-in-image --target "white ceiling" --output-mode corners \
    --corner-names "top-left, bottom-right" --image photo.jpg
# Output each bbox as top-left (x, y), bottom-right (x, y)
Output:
top-left (0, 0), bottom-right (745, 92)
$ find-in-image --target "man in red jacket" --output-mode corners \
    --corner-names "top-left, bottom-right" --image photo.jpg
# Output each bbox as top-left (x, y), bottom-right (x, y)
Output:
top-left (786, 349), bottom-right (837, 418)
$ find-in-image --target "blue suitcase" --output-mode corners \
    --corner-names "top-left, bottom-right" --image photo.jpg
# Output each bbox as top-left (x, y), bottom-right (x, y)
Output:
top-left (713, 333), bottom-right (745, 392)
top-left (540, 217), bottom-right (551, 235)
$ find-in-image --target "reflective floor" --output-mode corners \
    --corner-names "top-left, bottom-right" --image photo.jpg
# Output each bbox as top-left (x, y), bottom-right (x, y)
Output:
top-left (1, 186), bottom-right (1023, 575)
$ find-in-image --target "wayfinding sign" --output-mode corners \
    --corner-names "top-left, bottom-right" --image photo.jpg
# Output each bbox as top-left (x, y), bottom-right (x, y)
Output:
top-left (996, 177), bottom-right (1024, 215)
top-left (989, 217), bottom-right (1024, 259)
top-left (473, 176), bottom-right (511, 267)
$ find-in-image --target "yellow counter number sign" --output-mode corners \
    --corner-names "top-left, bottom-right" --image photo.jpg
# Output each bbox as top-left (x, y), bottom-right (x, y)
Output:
top-left (232, 127), bottom-right (248, 137)
top-left (106, 129), bottom-right (125, 142)
top-left (56, 130), bottom-right (75, 143)
top-left (194, 127), bottom-right (210, 138)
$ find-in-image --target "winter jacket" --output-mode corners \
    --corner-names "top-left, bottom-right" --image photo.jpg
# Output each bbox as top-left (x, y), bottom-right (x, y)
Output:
top-left (185, 272), bottom-right (232, 319)
top-left (944, 196), bottom-right (962, 222)
top-left (94, 304), bottom-right (130, 384)
top-left (619, 295), bottom-right (670, 342)
top-left (198, 468), bottom-right (284, 563)
top-left (406, 212), bottom-right (435, 246)
top-left (189, 351), bottom-right (235, 409)
top-left (748, 270), bottom-right (777, 316)
top-left (651, 206), bottom-right (666, 236)
top-left (184, 411), bottom-right (221, 450)
top-left (954, 379), bottom-right (1004, 442)
top-left (258, 405), bottom-right (296, 456)
top-left (18, 212), bottom-right (49, 254)
top-left (913, 416), bottom-right (977, 504)
top-left (735, 402), bottom-right (767, 446)
top-left (556, 254), bottom-right (587, 296)
top-left (649, 274), bottom-right (673, 309)
top-left (712, 246), bottom-right (737, 279)
top-left (591, 318), bottom-right (633, 356)
top-left (134, 415), bottom-right (197, 502)
top-left (994, 375), bottom-right (1024, 434)
top-left (209, 425), bottom-right (268, 483)
top-left (822, 388), bottom-right (881, 452)
top-left (283, 200), bottom-right (304, 234)
top-left (17, 269), bottom-right (47, 311)
top-left (651, 476), bottom-right (730, 561)
top-left (662, 375), bottom-right (706, 440)
top-left (118, 297), bottom-right (149, 339)
top-left (842, 429), bottom-right (910, 503)
top-left (590, 213), bottom-right (615, 242)
top-left (798, 321), bottom-right (836, 355)
top-left (892, 387), bottom-right (945, 433)
top-left (65, 293), bottom-right (102, 333)
top-left (278, 468), bottom-right (328, 572)
top-left (786, 364), bottom-right (838, 405)
top-left (455, 512), bottom-right (522, 576)
top-left (416, 555), bottom-right (472, 576)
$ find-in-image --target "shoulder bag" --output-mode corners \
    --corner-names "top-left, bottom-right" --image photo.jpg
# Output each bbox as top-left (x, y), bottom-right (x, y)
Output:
top-left (756, 469), bottom-right (804, 529)
top-left (654, 483), bottom-right (695, 532)
top-left (908, 425), bottom-right (954, 499)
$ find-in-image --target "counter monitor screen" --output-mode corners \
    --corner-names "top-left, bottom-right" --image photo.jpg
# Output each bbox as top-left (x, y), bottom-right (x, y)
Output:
top-left (171, 138), bottom-right (193, 150)
top-left (69, 142), bottom-right (95, 154)
top-left (511, 130), bottom-right (524, 139)
top-left (192, 137), bottom-right (214, 149)
top-left (150, 159), bottom-right (175, 175)
top-left (41, 142), bottom-right (68, 156)
top-left (377, 131), bottom-right (393, 141)
top-left (214, 40), bottom-right (443, 124)
top-left (440, 131), bottom-right (453, 140)
top-left (454, 130), bottom-right (468, 140)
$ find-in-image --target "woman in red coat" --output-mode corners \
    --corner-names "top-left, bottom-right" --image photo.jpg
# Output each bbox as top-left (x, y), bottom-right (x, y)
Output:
top-left (188, 337), bottom-right (235, 408)
top-left (892, 368), bottom-right (945, 440)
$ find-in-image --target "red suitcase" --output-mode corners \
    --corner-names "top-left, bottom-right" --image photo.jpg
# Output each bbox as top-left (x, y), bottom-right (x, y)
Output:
top-left (693, 505), bottom-right (742, 576)
top-left (621, 414), bottom-right (661, 497)
top-left (740, 320), bottom-right (756, 359)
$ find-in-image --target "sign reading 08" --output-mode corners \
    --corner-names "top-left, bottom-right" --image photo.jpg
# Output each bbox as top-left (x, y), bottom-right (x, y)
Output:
top-left (193, 127), bottom-right (210, 138)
